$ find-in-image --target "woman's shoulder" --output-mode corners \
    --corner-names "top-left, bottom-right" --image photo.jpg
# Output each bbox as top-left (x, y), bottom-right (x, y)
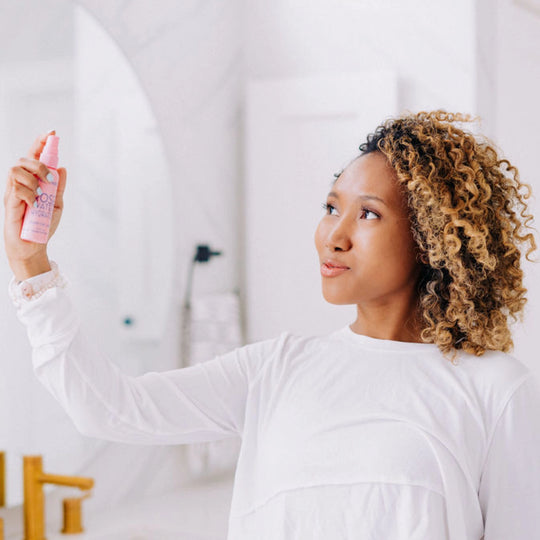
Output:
top-left (247, 326), bottom-right (341, 348)
top-left (458, 347), bottom-right (530, 374)
top-left (240, 327), bottom-right (342, 369)
top-left (270, 326), bottom-right (345, 352)
top-left (456, 347), bottom-right (535, 400)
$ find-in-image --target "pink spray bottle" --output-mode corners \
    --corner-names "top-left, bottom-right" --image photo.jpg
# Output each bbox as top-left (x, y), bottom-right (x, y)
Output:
top-left (20, 134), bottom-right (60, 244)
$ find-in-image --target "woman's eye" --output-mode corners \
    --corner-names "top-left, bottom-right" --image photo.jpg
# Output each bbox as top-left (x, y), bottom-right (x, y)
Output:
top-left (321, 202), bottom-right (336, 215)
top-left (322, 202), bottom-right (379, 220)
top-left (361, 208), bottom-right (379, 220)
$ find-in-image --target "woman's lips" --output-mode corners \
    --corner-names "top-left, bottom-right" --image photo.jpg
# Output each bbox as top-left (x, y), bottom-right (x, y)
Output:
top-left (321, 263), bottom-right (350, 277)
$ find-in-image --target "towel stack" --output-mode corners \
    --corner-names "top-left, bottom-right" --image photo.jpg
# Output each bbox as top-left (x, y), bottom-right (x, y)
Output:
top-left (185, 291), bottom-right (243, 480)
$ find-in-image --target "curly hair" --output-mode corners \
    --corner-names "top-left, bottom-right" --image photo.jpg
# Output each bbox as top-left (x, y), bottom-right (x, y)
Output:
top-left (356, 109), bottom-right (538, 363)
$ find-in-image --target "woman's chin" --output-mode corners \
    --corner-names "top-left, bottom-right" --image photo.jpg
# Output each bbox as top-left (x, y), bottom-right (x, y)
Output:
top-left (321, 289), bottom-right (354, 305)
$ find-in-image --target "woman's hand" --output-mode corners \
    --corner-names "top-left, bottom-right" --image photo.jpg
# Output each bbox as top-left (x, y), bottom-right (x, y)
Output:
top-left (3, 130), bottom-right (67, 280)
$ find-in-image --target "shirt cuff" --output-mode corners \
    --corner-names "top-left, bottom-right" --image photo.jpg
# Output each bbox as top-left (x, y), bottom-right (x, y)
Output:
top-left (8, 259), bottom-right (68, 308)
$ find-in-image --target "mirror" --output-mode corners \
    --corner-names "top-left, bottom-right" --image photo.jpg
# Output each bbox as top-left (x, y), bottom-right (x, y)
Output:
top-left (0, 0), bottom-right (175, 507)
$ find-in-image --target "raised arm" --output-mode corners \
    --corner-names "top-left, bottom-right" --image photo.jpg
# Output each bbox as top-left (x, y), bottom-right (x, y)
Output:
top-left (4, 132), bottom-right (284, 445)
top-left (9, 268), bottom-right (282, 445)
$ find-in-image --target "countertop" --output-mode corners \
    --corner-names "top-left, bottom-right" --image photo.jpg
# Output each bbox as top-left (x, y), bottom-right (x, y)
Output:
top-left (2, 471), bottom-right (235, 540)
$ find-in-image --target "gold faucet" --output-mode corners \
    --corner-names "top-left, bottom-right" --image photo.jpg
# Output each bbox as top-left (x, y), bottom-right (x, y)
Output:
top-left (0, 451), bottom-right (5, 507)
top-left (23, 455), bottom-right (94, 540)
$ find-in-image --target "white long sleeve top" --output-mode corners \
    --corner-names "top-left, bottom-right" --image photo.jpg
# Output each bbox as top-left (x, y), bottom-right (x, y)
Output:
top-left (8, 263), bottom-right (540, 539)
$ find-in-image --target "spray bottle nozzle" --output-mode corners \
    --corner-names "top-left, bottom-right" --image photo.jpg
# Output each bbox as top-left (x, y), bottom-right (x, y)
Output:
top-left (40, 134), bottom-right (60, 169)
top-left (44, 134), bottom-right (59, 153)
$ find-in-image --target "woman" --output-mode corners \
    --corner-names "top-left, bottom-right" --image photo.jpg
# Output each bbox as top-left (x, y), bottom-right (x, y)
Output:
top-left (4, 110), bottom-right (540, 539)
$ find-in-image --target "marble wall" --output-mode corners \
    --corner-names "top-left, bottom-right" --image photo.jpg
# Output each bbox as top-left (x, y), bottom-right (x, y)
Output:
top-left (70, 0), bottom-right (244, 512)
top-left (0, 0), bottom-right (244, 512)
top-left (78, 0), bottom-right (244, 302)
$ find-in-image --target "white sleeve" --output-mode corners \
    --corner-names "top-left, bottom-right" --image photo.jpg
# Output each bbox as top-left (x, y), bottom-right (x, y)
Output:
top-left (478, 373), bottom-right (540, 539)
top-left (10, 273), bottom-right (284, 445)
top-left (8, 259), bottom-right (66, 305)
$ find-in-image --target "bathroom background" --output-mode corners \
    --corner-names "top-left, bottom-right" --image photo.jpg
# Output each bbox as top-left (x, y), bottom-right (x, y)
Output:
top-left (0, 0), bottom-right (539, 536)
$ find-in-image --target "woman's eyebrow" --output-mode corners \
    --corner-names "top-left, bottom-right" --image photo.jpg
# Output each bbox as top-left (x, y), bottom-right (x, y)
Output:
top-left (326, 191), bottom-right (387, 207)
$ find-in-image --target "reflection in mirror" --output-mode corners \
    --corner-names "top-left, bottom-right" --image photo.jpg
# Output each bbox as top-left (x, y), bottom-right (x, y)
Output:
top-left (0, 1), bottom-right (174, 508)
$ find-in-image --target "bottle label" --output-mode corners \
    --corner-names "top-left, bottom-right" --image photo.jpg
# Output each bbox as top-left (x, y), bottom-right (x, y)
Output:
top-left (20, 169), bottom-right (59, 243)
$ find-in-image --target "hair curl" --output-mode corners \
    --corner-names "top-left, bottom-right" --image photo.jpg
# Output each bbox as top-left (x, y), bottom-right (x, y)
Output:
top-left (357, 109), bottom-right (538, 363)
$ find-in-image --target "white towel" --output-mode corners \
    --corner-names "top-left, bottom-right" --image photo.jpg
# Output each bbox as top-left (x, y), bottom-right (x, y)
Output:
top-left (185, 291), bottom-right (243, 480)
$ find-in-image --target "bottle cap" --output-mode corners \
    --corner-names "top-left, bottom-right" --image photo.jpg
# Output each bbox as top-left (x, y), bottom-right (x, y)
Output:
top-left (40, 134), bottom-right (59, 169)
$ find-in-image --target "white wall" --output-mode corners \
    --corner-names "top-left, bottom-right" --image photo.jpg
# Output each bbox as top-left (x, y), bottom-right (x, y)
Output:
top-left (491, 0), bottom-right (540, 377)
top-left (243, 0), bottom-right (480, 341)
top-left (243, 0), bottom-right (476, 113)
top-left (244, 73), bottom-right (398, 341)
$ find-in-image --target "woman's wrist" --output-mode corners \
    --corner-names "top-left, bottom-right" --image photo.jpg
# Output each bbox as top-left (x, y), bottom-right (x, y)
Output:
top-left (10, 255), bottom-right (51, 282)
top-left (8, 260), bottom-right (65, 307)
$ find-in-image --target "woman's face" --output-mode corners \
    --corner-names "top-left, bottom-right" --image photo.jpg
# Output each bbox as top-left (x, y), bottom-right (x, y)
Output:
top-left (314, 151), bottom-right (423, 307)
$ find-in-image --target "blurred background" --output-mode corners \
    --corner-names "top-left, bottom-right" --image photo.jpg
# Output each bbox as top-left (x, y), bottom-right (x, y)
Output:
top-left (0, 0), bottom-right (538, 537)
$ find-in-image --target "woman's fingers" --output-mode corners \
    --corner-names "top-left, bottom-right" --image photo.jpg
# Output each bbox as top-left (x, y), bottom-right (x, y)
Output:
top-left (11, 179), bottom-right (37, 208)
top-left (11, 157), bottom-right (52, 189)
top-left (4, 157), bottom-right (55, 214)
top-left (5, 166), bottom-right (37, 210)
top-left (27, 130), bottom-right (55, 160)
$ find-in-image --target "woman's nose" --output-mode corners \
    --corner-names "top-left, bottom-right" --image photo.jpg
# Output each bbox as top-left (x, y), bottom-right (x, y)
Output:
top-left (325, 221), bottom-right (352, 252)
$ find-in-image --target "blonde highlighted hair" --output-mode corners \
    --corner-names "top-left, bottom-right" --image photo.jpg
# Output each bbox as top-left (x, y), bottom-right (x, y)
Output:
top-left (358, 110), bottom-right (538, 363)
